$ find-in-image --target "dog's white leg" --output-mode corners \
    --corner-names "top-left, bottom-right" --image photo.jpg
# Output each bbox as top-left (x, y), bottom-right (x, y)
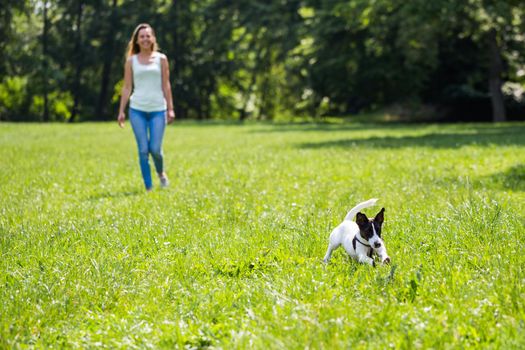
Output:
top-left (375, 245), bottom-right (390, 265)
top-left (323, 244), bottom-right (335, 263)
top-left (357, 254), bottom-right (375, 266)
top-left (324, 227), bottom-right (343, 264)
top-left (355, 245), bottom-right (375, 266)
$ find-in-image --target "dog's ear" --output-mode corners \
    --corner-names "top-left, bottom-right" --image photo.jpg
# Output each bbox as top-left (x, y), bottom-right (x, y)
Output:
top-left (356, 212), bottom-right (368, 227)
top-left (374, 208), bottom-right (385, 225)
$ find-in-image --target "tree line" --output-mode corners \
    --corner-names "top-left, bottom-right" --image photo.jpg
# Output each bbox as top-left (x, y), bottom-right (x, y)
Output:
top-left (1, 0), bottom-right (524, 122)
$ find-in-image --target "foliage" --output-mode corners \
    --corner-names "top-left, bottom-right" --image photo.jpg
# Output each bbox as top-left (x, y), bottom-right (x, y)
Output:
top-left (1, 121), bottom-right (524, 347)
top-left (0, 0), bottom-right (524, 121)
top-left (0, 76), bottom-right (29, 121)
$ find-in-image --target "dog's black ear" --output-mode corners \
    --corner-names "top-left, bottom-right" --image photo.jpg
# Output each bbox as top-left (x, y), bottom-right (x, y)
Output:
top-left (356, 212), bottom-right (368, 227)
top-left (374, 208), bottom-right (385, 225)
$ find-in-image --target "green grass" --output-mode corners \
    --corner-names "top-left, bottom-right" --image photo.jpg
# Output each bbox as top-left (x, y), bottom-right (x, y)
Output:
top-left (1, 120), bottom-right (524, 349)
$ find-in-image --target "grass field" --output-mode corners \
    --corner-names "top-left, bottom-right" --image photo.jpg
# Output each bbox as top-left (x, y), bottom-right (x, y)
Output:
top-left (1, 120), bottom-right (524, 349)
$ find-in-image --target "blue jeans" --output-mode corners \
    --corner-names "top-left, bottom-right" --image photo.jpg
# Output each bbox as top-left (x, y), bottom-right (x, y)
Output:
top-left (129, 108), bottom-right (166, 190)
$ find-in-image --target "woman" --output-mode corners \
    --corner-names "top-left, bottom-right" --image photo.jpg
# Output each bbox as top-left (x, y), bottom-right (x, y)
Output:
top-left (117, 23), bottom-right (175, 191)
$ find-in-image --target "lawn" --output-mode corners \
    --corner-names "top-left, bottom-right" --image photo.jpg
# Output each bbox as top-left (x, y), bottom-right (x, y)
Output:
top-left (1, 120), bottom-right (524, 349)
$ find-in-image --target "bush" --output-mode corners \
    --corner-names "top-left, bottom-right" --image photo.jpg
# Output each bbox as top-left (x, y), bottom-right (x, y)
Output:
top-left (0, 76), bottom-right (30, 121)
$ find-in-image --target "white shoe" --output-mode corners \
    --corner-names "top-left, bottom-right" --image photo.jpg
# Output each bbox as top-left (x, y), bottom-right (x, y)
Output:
top-left (159, 174), bottom-right (169, 188)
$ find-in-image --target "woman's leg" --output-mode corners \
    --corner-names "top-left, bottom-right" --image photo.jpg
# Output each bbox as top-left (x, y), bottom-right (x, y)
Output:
top-left (129, 108), bottom-right (153, 190)
top-left (148, 110), bottom-right (167, 177)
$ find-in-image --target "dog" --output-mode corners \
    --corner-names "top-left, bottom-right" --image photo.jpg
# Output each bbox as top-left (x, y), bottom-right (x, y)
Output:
top-left (323, 198), bottom-right (390, 267)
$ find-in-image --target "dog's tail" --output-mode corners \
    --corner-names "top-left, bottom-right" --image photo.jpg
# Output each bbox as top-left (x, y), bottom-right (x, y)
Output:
top-left (344, 198), bottom-right (378, 221)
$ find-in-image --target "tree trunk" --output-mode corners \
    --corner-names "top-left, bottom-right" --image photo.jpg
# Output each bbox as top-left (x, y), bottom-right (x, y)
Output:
top-left (488, 29), bottom-right (506, 122)
top-left (240, 35), bottom-right (264, 121)
top-left (96, 0), bottom-right (118, 120)
top-left (42, 0), bottom-right (49, 122)
top-left (240, 69), bottom-right (258, 121)
top-left (257, 52), bottom-right (272, 120)
top-left (70, 0), bottom-right (84, 122)
top-left (171, 0), bottom-right (185, 119)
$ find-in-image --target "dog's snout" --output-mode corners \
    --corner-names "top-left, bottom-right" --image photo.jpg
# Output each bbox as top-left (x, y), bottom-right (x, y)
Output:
top-left (374, 242), bottom-right (381, 248)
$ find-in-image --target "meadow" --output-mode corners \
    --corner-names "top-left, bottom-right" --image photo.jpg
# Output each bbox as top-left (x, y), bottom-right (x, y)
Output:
top-left (1, 120), bottom-right (524, 349)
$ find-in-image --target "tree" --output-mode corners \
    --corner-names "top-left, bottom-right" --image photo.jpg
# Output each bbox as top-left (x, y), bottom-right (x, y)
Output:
top-left (95, 0), bottom-right (119, 119)
top-left (0, 1), bottom-right (27, 77)
top-left (42, 0), bottom-right (50, 122)
top-left (1, 0), bottom-right (523, 122)
top-left (449, 0), bottom-right (524, 122)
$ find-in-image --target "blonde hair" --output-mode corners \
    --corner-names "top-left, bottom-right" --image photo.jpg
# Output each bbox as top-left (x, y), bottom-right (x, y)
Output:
top-left (126, 23), bottom-right (158, 58)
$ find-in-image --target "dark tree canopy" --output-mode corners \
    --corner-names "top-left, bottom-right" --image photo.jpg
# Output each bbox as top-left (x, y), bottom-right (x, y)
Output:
top-left (0, 0), bottom-right (524, 122)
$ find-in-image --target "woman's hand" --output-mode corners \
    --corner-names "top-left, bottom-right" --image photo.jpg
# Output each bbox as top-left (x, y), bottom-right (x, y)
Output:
top-left (118, 112), bottom-right (126, 128)
top-left (167, 109), bottom-right (175, 124)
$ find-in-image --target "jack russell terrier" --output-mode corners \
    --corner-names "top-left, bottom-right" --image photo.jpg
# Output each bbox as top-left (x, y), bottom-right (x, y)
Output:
top-left (323, 198), bottom-right (390, 266)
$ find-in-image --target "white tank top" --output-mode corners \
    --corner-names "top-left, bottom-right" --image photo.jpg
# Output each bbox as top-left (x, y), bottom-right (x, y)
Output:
top-left (130, 54), bottom-right (167, 112)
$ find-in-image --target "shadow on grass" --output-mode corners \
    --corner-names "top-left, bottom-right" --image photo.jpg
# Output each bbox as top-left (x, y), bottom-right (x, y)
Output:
top-left (248, 121), bottom-right (419, 133)
top-left (297, 124), bottom-right (525, 149)
top-left (479, 164), bottom-right (525, 192)
top-left (86, 189), bottom-right (142, 201)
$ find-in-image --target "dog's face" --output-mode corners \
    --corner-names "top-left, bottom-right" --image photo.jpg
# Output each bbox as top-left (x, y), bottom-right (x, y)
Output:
top-left (356, 208), bottom-right (385, 249)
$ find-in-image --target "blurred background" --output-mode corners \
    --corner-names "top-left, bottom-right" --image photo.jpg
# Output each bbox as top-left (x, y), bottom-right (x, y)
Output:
top-left (1, 0), bottom-right (524, 122)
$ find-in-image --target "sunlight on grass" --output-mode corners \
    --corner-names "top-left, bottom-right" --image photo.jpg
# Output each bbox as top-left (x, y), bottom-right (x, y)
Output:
top-left (1, 121), bottom-right (524, 348)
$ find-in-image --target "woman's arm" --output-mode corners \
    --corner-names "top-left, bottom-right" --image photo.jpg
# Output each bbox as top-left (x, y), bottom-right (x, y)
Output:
top-left (117, 58), bottom-right (133, 128)
top-left (161, 54), bottom-right (175, 124)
